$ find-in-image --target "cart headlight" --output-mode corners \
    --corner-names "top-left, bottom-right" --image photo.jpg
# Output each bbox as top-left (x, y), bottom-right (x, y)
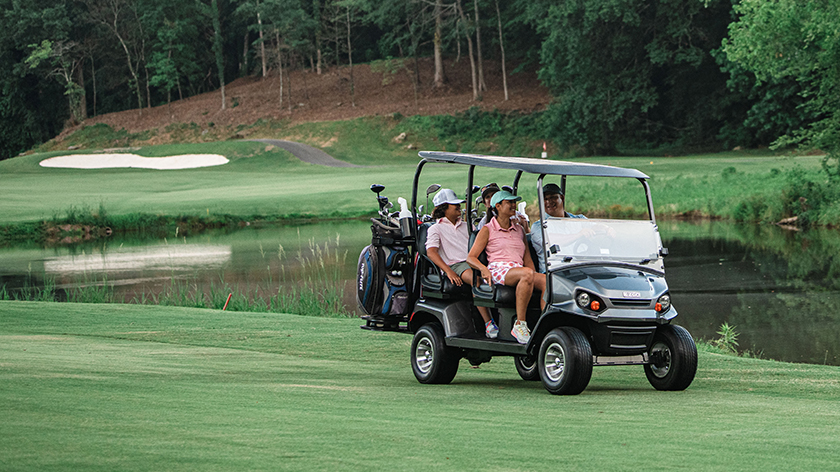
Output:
top-left (575, 291), bottom-right (603, 311)
top-left (576, 292), bottom-right (590, 309)
top-left (656, 294), bottom-right (671, 313)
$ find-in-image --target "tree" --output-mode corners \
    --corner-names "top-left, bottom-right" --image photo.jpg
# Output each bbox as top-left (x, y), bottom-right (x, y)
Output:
top-left (25, 40), bottom-right (86, 123)
top-left (723, 0), bottom-right (840, 177)
top-left (84, 0), bottom-right (145, 112)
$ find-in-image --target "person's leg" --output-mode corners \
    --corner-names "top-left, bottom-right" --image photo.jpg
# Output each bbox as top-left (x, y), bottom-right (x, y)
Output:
top-left (461, 268), bottom-right (492, 323)
top-left (462, 268), bottom-right (497, 337)
top-left (503, 267), bottom-right (535, 322)
top-left (534, 272), bottom-right (547, 310)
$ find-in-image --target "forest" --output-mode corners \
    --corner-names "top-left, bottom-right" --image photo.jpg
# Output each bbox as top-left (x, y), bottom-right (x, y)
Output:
top-left (1, 0), bottom-right (838, 173)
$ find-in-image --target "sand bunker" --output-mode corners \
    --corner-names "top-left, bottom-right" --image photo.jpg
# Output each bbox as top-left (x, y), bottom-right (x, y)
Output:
top-left (39, 153), bottom-right (229, 170)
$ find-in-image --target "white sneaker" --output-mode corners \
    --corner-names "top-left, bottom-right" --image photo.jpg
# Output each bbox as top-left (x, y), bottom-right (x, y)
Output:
top-left (485, 320), bottom-right (499, 339)
top-left (511, 320), bottom-right (531, 344)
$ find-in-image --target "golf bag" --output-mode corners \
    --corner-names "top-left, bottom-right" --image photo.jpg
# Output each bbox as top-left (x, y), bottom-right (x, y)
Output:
top-left (356, 219), bottom-right (412, 317)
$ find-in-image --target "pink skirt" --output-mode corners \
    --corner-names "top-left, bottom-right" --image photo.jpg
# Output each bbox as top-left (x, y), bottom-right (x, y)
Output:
top-left (487, 261), bottom-right (523, 285)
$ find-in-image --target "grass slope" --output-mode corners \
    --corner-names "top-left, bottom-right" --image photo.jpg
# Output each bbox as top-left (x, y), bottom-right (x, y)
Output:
top-left (2, 301), bottom-right (838, 471)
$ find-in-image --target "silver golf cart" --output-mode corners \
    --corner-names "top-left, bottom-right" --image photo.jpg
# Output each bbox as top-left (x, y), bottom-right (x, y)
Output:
top-left (360, 151), bottom-right (697, 395)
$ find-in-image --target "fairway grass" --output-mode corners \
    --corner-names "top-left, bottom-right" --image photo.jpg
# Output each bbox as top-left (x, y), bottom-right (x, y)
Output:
top-left (0, 139), bottom-right (827, 227)
top-left (2, 301), bottom-right (838, 471)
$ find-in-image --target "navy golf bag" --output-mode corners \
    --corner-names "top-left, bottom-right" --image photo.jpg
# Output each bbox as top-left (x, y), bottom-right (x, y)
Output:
top-left (357, 218), bottom-right (413, 322)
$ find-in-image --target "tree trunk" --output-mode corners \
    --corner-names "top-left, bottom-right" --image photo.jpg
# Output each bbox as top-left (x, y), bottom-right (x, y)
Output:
top-left (242, 31), bottom-right (249, 76)
top-left (456, 0), bottom-right (480, 101)
top-left (258, 11), bottom-right (266, 77)
top-left (278, 46), bottom-right (284, 110)
top-left (346, 7), bottom-right (355, 107)
top-left (76, 60), bottom-right (87, 120)
top-left (287, 59), bottom-right (292, 112)
top-left (474, 0), bottom-right (486, 92)
top-left (313, 0), bottom-right (322, 74)
top-left (211, 0), bottom-right (225, 110)
top-left (433, 0), bottom-right (445, 88)
top-left (113, 26), bottom-right (142, 111)
top-left (495, 0), bottom-right (508, 100)
top-left (90, 56), bottom-right (96, 116)
top-left (167, 48), bottom-right (173, 105)
top-left (144, 62), bottom-right (151, 108)
top-left (302, 59), bottom-right (310, 100)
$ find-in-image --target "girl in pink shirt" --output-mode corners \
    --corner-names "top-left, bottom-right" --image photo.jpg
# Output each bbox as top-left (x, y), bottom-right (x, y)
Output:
top-left (467, 191), bottom-right (546, 344)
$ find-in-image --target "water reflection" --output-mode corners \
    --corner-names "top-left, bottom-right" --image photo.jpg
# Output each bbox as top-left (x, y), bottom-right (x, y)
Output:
top-left (43, 244), bottom-right (231, 274)
top-left (660, 221), bottom-right (840, 365)
top-left (1, 219), bottom-right (838, 365)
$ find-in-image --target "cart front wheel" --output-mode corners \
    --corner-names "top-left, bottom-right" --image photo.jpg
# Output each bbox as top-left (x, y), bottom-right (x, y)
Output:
top-left (538, 327), bottom-right (592, 395)
top-left (644, 325), bottom-right (697, 391)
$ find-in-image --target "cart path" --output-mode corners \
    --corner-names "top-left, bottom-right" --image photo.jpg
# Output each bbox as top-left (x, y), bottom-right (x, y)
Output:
top-left (249, 139), bottom-right (361, 168)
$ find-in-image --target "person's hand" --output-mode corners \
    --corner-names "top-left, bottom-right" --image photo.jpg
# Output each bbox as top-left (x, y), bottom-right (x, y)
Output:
top-left (480, 268), bottom-right (493, 286)
top-left (445, 269), bottom-right (463, 286)
top-left (580, 227), bottom-right (596, 238)
top-left (511, 212), bottom-right (528, 228)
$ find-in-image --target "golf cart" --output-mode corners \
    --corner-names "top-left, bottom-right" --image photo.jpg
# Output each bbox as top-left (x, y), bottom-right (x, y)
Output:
top-left (357, 151), bottom-right (697, 395)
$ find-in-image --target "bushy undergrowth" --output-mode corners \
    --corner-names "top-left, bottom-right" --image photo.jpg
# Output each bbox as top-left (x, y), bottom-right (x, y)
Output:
top-left (36, 123), bottom-right (153, 152)
top-left (732, 167), bottom-right (840, 226)
top-left (396, 107), bottom-right (545, 156)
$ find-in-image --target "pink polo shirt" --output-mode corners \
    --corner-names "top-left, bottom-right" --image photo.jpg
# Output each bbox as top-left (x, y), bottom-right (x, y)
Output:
top-left (485, 217), bottom-right (526, 265)
top-left (425, 217), bottom-right (470, 266)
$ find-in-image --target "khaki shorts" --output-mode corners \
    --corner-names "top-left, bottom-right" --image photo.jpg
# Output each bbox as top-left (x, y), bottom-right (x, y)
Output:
top-left (449, 261), bottom-right (471, 277)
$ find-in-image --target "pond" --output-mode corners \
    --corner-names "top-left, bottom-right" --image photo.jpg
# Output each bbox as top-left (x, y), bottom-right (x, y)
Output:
top-left (1, 219), bottom-right (838, 366)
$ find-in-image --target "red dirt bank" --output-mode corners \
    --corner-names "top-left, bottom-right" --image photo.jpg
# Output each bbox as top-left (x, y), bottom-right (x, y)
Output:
top-left (80, 57), bottom-right (550, 135)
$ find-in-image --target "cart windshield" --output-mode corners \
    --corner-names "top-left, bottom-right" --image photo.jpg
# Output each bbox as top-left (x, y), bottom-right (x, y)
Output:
top-left (543, 218), bottom-right (664, 271)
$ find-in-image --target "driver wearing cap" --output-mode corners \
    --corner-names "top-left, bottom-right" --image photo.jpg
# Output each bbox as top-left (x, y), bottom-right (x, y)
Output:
top-left (530, 183), bottom-right (589, 273)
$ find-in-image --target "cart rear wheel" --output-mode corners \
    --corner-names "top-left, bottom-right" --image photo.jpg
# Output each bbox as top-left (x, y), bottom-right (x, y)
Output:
top-left (514, 355), bottom-right (540, 381)
top-left (411, 323), bottom-right (459, 384)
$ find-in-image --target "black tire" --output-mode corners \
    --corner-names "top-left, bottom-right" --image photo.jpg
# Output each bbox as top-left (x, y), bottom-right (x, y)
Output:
top-left (644, 324), bottom-right (698, 391)
top-left (538, 327), bottom-right (593, 395)
top-left (514, 355), bottom-right (540, 381)
top-left (411, 323), bottom-right (460, 384)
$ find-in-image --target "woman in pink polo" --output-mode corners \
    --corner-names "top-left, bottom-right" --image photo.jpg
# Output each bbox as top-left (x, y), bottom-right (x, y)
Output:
top-left (467, 190), bottom-right (546, 344)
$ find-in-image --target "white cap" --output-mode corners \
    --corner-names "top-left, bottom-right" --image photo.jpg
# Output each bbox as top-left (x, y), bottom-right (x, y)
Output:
top-left (432, 188), bottom-right (465, 207)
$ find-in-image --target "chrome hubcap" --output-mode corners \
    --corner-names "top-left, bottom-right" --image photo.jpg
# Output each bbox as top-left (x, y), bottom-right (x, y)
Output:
top-left (415, 337), bottom-right (434, 374)
top-left (650, 341), bottom-right (672, 378)
top-left (544, 342), bottom-right (566, 382)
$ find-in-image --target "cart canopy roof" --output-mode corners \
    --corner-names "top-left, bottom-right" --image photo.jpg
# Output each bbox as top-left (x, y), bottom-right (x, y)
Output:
top-left (418, 151), bottom-right (649, 179)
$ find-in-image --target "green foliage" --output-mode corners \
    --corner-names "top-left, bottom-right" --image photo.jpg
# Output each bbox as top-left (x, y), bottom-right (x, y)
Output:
top-left (723, 0), bottom-right (840, 177)
top-left (713, 322), bottom-right (740, 354)
top-left (530, 0), bottom-right (735, 154)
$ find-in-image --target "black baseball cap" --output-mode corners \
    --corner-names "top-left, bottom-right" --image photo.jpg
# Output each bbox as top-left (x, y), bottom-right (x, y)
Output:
top-left (543, 183), bottom-right (563, 196)
top-left (480, 183), bottom-right (500, 201)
